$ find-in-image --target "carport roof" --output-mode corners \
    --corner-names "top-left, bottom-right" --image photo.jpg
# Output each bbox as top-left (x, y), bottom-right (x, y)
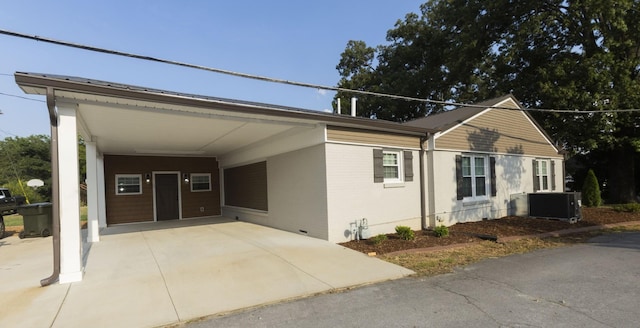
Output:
top-left (16, 72), bottom-right (435, 157)
top-left (15, 72), bottom-right (435, 135)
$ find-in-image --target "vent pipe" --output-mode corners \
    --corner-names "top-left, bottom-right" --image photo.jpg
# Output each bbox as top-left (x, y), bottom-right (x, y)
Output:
top-left (337, 98), bottom-right (341, 114)
top-left (351, 97), bottom-right (357, 117)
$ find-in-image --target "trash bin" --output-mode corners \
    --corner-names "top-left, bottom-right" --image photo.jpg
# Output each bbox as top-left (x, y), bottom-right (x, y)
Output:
top-left (17, 202), bottom-right (53, 238)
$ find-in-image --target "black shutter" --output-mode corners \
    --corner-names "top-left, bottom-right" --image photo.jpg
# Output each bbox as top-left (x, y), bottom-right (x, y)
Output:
top-left (551, 160), bottom-right (556, 191)
top-left (490, 157), bottom-right (497, 197)
top-left (532, 159), bottom-right (539, 192)
top-left (404, 151), bottom-right (413, 182)
top-left (373, 149), bottom-right (384, 183)
top-left (456, 155), bottom-right (463, 200)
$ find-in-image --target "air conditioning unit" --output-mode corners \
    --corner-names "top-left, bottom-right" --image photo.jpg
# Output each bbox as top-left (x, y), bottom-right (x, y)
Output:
top-left (509, 193), bottom-right (528, 217)
top-left (528, 192), bottom-right (582, 223)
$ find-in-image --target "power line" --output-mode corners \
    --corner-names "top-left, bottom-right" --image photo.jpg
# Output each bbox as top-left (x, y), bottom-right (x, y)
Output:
top-left (0, 91), bottom-right (46, 102)
top-left (1, 29), bottom-right (640, 114)
top-left (0, 128), bottom-right (19, 137)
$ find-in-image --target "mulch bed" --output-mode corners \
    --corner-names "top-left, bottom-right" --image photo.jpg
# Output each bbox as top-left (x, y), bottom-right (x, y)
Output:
top-left (340, 207), bottom-right (640, 255)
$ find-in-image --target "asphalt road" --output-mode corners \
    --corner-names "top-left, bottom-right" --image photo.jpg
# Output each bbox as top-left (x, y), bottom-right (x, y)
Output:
top-left (184, 232), bottom-right (640, 328)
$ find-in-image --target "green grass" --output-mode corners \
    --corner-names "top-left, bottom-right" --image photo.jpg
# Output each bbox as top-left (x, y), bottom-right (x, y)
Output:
top-left (80, 206), bottom-right (87, 222)
top-left (3, 206), bottom-right (87, 227)
top-left (3, 214), bottom-right (23, 227)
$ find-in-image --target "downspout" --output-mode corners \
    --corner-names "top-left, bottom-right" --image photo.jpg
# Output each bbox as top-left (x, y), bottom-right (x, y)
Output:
top-left (426, 136), bottom-right (437, 228)
top-left (41, 87), bottom-right (60, 287)
top-left (419, 133), bottom-right (430, 230)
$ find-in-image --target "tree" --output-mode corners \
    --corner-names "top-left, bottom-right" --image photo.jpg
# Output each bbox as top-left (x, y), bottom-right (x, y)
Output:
top-left (0, 135), bottom-right (87, 202)
top-left (335, 0), bottom-right (640, 203)
top-left (0, 135), bottom-right (51, 202)
top-left (582, 169), bottom-right (602, 207)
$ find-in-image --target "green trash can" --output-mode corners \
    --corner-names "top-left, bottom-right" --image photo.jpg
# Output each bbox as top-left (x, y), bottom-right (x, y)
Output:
top-left (18, 203), bottom-right (53, 238)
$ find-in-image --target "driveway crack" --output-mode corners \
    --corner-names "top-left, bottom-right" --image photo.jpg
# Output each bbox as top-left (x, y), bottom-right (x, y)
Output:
top-left (433, 283), bottom-right (504, 327)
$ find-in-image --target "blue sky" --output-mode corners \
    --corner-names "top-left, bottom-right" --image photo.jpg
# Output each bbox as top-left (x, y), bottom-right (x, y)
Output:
top-left (0, 1), bottom-right (424, 138)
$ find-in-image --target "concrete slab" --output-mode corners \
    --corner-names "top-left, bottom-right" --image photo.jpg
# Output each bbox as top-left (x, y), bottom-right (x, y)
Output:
top-left (0, 236), bottom-right (69, 328)
top-left (0, 218), bottom-right (413, 328)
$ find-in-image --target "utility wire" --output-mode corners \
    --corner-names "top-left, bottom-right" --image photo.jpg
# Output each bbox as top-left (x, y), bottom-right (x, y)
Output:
top-left (2, 29), bottom-right (640, 114)
top-left (0, 91), bottom-right (46, 102)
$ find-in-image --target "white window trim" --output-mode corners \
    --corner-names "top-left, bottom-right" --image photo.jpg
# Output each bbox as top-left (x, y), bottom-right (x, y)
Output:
top-left (190, 173), bottom-right (212, 192)
top-left (383, 150), bottom-right (403, 184)
top-left (462, 154), bottom-right (490, 202)
top-left (115, 174), bottom-right (142, 195)
top-left (535, 159), bottom-right (551, 192)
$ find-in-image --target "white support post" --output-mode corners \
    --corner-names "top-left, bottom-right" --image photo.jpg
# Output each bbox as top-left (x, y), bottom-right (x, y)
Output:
top-left (97, 154), bottom-right (107, 228)
top-left (86, 140), bottom-right (100, 243)
top-left (57, 104), bottom-right (83, 284)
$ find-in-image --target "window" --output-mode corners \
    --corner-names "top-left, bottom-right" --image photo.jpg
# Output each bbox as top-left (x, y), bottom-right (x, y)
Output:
top-left (191, 173), bottom-right (211, 192)
top-left (383, 151), bottom-right (402, 183)
top-left (456, 155), bottom-right (496, 201)
top-left (533, 159), bottom-right (556, 192)
top-left (115, 174), bottom-right (142, 195)
top-left (373, 149), bottom-right (413, 183)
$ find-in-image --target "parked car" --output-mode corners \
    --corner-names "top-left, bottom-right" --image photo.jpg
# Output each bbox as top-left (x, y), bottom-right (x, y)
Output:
top-left (0, 188), bottom-right (26, 216)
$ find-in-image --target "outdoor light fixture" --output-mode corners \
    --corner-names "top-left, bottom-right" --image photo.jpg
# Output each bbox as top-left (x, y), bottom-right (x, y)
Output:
top-left (145, 173), bottom-right (151, 184)
top-left (183, 173), bottom-right (189, 183)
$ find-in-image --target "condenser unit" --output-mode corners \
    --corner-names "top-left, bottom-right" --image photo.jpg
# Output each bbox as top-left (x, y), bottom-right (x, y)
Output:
top-left (509, 193), bottom-right (528, 217)
top-left (528, 192), bottom-right (582, 223)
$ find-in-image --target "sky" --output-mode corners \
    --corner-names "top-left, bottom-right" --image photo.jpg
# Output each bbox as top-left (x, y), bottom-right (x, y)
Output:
top-left (0, 0), bottom-right (425, 139)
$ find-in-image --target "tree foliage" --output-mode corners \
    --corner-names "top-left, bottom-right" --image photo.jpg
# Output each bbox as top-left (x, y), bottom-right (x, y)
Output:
top-left (0, 135), bottom-right (87, 203)
top-left (582, 169), bottom-right (602, 207)
top-left (0, 135), bottom-right (52, 202)
top-left (335, 0), bottom-right (640, 202)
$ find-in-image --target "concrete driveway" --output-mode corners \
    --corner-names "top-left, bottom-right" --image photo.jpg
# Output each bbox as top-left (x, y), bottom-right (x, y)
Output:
top-left (190, 232), bottom-right (640, 328)
top-left (0, 218), bottom-right (412, 328)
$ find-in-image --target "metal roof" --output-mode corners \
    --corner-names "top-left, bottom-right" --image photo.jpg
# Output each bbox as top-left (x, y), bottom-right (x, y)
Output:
top-left (15, 72), bottom-right (435, 136)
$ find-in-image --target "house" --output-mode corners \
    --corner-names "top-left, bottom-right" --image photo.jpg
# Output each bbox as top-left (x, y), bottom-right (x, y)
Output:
top-left (15, 72), bottom-right (433, 283)
top-left (15, 73), bottom-right (562, 284)
top-left (404, 95), bottom-right (564, 227)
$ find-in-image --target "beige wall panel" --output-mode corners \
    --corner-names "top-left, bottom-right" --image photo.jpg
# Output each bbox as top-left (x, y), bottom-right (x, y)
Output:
top-left (327, 126), bottom-right (420, 149)
top-left (436, 109), bottom-right (560, 158)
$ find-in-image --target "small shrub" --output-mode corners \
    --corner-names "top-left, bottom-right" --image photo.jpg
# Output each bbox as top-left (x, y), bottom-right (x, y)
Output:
top-left (433, 225), bottom-right (449, 238)
top-left (370, 234), bottom-right (388, 245)
top-left (395, 225), bottom-right (415, 241)
top-left (581, 169), bottom-right (602, 207)
top-left (613, 203), bottom-right (640, 213)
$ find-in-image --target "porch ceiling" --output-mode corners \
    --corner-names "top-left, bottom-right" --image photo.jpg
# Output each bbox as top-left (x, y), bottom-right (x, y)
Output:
top-left (77, 100), bottom-right (308, 157)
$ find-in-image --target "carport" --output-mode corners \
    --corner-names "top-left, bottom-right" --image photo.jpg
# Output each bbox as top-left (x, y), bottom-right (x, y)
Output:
top-left (0, 219), bottom-right (413, 327)
top-left (14, 72), bottom-right (427, 284)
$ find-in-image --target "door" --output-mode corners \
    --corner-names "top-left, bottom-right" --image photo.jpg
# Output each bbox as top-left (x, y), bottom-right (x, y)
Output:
top-left (155, 173), bottom-right (180, 221)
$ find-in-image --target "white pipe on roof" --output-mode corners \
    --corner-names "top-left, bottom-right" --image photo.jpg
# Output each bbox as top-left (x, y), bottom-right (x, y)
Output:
top-left (351, 97), bottom-right (357, 117)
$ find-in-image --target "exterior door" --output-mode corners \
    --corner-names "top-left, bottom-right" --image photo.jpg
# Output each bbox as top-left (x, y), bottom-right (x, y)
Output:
top-left (155, 173), bottom-right (180, 221)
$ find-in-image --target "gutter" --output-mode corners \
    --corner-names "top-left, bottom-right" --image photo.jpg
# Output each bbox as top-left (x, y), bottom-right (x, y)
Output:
top-left (41, 87), bottom-right (60, 287)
